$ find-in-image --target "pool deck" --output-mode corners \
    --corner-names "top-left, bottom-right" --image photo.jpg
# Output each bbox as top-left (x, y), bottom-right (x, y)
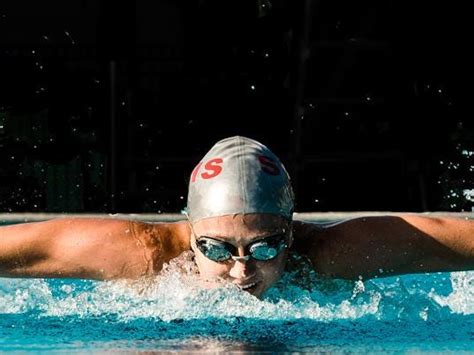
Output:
top-left (1, 211), bottom-right (473, 223)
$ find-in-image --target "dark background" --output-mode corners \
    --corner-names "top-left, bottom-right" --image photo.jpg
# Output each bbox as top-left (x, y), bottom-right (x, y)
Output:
top-left (0, 0), bottom-right (472, 213)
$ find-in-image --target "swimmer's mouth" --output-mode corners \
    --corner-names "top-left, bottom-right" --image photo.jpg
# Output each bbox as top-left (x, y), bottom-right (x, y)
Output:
top-left (237, 282), bottom-right (258, 291)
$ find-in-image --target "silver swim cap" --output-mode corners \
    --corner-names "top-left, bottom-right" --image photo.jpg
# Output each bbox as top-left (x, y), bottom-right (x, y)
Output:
top-left (186, 136), bottom-right (294, 223)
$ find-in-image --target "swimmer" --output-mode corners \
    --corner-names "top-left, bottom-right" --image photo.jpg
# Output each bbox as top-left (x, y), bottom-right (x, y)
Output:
top-left (1, 136), bottom-right (473, 297)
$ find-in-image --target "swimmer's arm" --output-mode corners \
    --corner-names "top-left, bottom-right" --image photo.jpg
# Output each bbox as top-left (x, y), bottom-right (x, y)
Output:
top-left (293, 215), bottom-right (474, 280)
top-left (0, 218), bottom-right (185, 280)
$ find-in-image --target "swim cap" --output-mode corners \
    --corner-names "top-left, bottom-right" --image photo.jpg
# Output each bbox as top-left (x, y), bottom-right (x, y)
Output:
top-left (186, 136), bottom-right (294, 223)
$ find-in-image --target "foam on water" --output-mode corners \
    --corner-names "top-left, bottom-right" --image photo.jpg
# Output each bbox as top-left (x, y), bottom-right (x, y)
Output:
top-left (1, 251), bottom-right (474, 352)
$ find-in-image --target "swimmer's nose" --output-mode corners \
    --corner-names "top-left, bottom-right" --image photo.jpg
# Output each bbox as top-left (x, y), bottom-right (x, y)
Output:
top-left (229, 248), bottom-right (255, 279)
top-left (229, 259), bottom-right (253, 279)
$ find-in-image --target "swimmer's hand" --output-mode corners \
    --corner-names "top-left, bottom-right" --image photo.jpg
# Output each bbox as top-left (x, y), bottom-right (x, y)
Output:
top-left (0, 218), bottom-right (188, 280)
top-left (293, 215), bottom-right (474, 280)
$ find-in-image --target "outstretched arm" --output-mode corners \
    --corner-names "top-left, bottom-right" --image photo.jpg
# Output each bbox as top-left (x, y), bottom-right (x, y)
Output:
top-left (0, 218), bottom-right (181, 280)
top-left (293, 215), bottom-right (474, 280)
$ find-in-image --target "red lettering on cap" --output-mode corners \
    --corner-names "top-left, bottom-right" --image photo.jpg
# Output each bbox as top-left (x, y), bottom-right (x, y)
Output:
top-left (201, 158), bottom-right (223, 179)
top-left (258, 155), bottom-right (280, 176)
top-left (191, 162), bottom-right (203, 183)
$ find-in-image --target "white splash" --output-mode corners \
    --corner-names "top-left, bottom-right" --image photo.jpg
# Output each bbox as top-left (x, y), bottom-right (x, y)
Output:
top-left (0, 253), bottom-right (473, 322)
top-left (431, 272), bottom-right (474, 314)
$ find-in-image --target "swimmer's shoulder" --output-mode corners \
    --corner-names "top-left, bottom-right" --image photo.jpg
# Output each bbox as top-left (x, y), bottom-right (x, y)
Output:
top-left (292, 218), bottom-right (360, 277)
top-left (129, 220), bottom-right (191, 263)
top-left (292, 217), bottom-right (386, 251)
top-left (292, 219), bottom-right (345, 242)
top-left (292, 217), bottom-right (366, 241)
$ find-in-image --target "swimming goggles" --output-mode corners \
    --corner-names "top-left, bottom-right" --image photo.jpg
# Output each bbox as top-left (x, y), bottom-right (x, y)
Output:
top-left (195, 233), bottom-right (289, 262)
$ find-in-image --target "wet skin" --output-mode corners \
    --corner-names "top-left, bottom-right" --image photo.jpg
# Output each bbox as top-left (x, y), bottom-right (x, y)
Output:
top-left (0, 213), bottom-right (473, 297)
top-left (189, 214), bottom-right (292, 297)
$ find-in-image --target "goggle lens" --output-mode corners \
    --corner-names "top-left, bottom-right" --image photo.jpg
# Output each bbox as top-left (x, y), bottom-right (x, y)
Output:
top-left (196, 238), bottom-right (233, 262)
top-left (196, 234), bottom-right (287, 262)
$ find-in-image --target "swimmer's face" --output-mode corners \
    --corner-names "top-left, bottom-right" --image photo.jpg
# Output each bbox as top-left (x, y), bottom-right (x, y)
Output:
top-left (189, 213), bottom-right (292, 297)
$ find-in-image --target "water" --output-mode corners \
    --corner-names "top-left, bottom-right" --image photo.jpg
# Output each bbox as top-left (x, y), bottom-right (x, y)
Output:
top-left (1, 248), bottom-right (473, 353)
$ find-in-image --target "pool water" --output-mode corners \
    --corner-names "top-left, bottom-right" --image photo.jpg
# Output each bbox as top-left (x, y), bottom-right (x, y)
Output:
top-left (1, 248), bottom-right (473, 353)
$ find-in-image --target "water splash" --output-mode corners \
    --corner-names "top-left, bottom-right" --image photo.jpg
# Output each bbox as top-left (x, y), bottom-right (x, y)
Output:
top-left (64, 30), bottom-right (76, 45)
top-left (1, 252), bottom-right (474, 352)
top-left (1, 252), bottom-right (472, 323)
top-left (431, 272), bottom-right (474, 314)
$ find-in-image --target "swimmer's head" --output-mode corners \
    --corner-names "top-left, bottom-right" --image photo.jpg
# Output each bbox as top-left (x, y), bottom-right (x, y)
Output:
top-left (185, 136), bottom-right (294, 223)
